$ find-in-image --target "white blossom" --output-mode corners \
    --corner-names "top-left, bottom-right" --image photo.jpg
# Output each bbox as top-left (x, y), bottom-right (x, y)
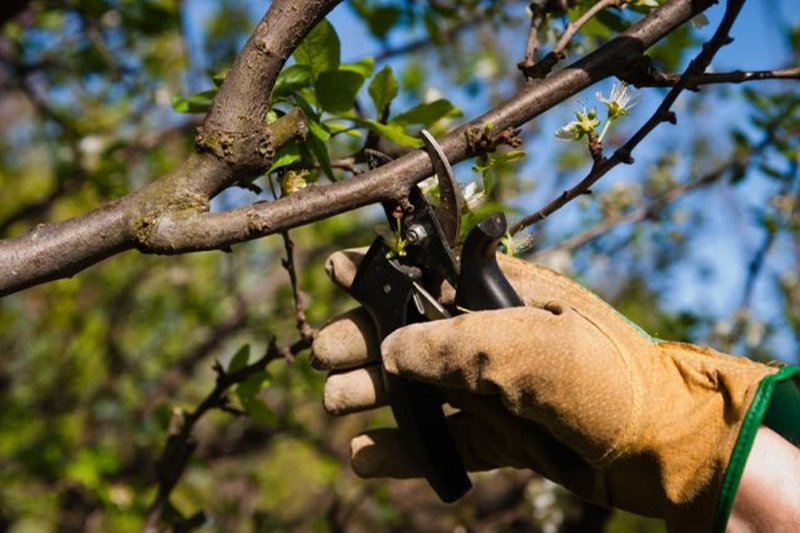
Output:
top-left (596, 81), bottom-right (638, 122)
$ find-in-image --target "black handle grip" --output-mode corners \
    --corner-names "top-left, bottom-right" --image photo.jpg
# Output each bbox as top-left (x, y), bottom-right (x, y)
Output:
top-left (348, 212), bottom-right (521, 503)
top-left (456, 212), bottom-right (524, 311)
top-left (349, 239), bottom-right (471, 503)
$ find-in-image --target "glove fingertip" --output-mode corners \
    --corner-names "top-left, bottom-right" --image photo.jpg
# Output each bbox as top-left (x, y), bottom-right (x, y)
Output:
top-left (324, 249), bottom-right (366, 289)
top-left (350, 430), bottom-right (422, 479)
top-left (381, 322), bottom-right (451, 385)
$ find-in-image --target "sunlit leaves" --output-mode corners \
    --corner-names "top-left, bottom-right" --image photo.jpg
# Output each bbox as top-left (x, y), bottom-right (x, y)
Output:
top-left (369, 65), bottom-right (399, 116)
top-left (351, 1), bottom-right (403, 39)
top-left (363, 98), bottom-right (461, 148)
top-left (171, 90), bottom-right (215, 113)
top-left (268, 143), bottom-right (303, 174)
top-left (315, 70), bottom-right (366, 113)
top-left (294, 19), bottom-right (340, 77)
top-left (340, 57), bottom-right (375, 78)
top-left (272, 65), bottom-right (313, 100)
top-left (227, 344), bottom-right (251, 373)
top-left (392, 99), bottom-right (459, 126)
top-left (235, 368), bottom-right (276, 426)
top-left (359, 119), bottom-right (423, 148)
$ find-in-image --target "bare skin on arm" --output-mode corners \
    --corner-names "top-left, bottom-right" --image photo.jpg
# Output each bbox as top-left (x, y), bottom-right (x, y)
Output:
top-left (728, 426), bottom-right (800, 532)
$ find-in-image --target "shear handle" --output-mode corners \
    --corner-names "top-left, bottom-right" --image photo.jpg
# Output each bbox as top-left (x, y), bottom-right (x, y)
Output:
top-left (456, 212), bottom-right (524, 311)
top-left (349, 238), bottom-right (472, 503)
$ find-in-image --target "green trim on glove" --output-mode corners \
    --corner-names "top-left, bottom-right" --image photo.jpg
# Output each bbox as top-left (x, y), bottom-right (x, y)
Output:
top-left (713, 365), bottom-right (800, 533)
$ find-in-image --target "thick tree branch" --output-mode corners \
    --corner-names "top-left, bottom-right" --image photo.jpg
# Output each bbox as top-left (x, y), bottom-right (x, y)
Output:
top-left (131, 0), bottom-right (718, 254)
top-left (0, 0), bottom-right (714, 296)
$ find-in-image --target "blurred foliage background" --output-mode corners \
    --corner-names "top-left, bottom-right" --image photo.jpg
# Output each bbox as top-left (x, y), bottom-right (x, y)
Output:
top-left (0, 0), bottom-right (798, 531)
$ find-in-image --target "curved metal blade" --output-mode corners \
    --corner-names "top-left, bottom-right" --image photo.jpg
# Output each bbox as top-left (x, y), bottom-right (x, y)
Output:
top-left (420, 130), bottom-right (461, 248)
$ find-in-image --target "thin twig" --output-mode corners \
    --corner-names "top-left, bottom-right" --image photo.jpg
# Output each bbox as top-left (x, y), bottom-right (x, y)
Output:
top-left (522, 0), bottom-right (624, 79)
top-left (531, 154), bottom-right (744, 259)
top-left (510, 0), bottom-right (747, 235)
top-left (142, 336), bottom-right (311, 532)
top-left (721, 160), bottom-right (800, 352)
top-left (517, 3), bottom-right (547, 75)
top-left (140, 237), bottom-right (323, 416)
top-left (374, 20), bottom-right (476, 63)
top-left (281, 231), bottom-right (317, 345)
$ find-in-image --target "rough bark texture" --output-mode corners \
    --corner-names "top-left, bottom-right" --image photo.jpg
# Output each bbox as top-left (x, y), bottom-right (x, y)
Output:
top-left (0, 0), bottom-right (715, 296)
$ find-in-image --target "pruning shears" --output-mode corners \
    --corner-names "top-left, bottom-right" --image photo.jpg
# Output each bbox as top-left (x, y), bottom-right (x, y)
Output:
top-left (350, 130), bottom-right (523, 502)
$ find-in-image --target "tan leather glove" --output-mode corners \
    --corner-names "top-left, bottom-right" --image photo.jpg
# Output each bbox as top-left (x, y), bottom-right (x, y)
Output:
top-left (312, 250), bottom-right (777, 532)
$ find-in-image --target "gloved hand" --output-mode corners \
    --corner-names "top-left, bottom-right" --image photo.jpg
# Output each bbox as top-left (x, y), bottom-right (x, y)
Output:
top-left (311, 249), bottom-right (777, 532)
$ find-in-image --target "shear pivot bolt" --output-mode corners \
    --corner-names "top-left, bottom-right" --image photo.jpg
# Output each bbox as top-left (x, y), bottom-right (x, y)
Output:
top-left (406, 224), bottom-right (428, 244)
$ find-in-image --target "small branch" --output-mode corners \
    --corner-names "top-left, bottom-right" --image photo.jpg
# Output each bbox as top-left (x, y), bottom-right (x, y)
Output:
top-left (517, 3), bottom-right (547, 75)
top-left (622, 58), bottom-right (800, 88)
top-left (510, 0), bottom-right (747, 235)
top-left (139, 243), bottom-right (313, 416)
top-left (721, 160), bottom-right (800, 351)
top-left (143, 336), bottom-right (312, 531)
top-left (531, 154), bottom-right (742, 259)
top-left (374, 0), bottom-right (517, 64)
top-left (281, 231), bottom-right (317, 344)
top-left (374, 19), bottom-right (476, 63)
top-left (522, 0), bottom-right (624, 79)
top-left (686, 67), bottom-right (800, 86)
top-left (587, 131), bottom-right (604, 164)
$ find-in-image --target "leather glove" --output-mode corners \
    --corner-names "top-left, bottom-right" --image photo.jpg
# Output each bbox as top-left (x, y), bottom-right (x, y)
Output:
top-left (311, 249), bottom-right (777, 532)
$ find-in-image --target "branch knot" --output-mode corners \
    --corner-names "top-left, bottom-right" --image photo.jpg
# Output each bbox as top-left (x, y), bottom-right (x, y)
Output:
top-left (464, 124), bottom-right (522, 156)
top-left (195, 125), bottom-right (275, 172)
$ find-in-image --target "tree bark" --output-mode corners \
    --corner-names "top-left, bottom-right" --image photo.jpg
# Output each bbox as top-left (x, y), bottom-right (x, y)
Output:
top-left (0, 0), bottom-right (715, 296)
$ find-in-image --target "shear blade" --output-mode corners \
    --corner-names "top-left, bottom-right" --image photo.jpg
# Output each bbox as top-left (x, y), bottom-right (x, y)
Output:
top-left (411, 281), bottom-right (451, 321)
top-left (420, 130), bottom-right (461, 248)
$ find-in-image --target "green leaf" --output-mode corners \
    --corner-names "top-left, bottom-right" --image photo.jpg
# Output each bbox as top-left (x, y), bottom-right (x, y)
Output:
top-left (272, 64), bottom-right (313, 99)
top-left (315, 70), bottom-right (365, 113)
top-left (171, 89), bottom-right (217, 114)
top-left (294, 19), bottom-right (340, 77)
top-left (241, 396), bottom-right (277, 426)
top-left (365, 6), bottom-right (401, 39)
top-left (497, 149), bottom-right (526, 164)
top-left (267, 143), bottom-right (302, 174)
top-left (392, 99), bottom-right (459, 126)
top-left (228, 344), bottom-right (250, 373)
top-left (308, 119), bottom-right (331, 143)
top-left (293, 94), bottom-right (334, 179)
top-left (369, 65), bottom-right (399, 117)
top-left (361, 119), bottom-right (422, 148)
top-left (325, 120), bottom-right (362, 138)
top-left (308, 131), bottom-right (334, 179)
top-left (236, 369), bottom-right (269, 400)
top-left (340, 56), bottom-right (375, 78)
top-left (212, 69), bottom-right (228, 88)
